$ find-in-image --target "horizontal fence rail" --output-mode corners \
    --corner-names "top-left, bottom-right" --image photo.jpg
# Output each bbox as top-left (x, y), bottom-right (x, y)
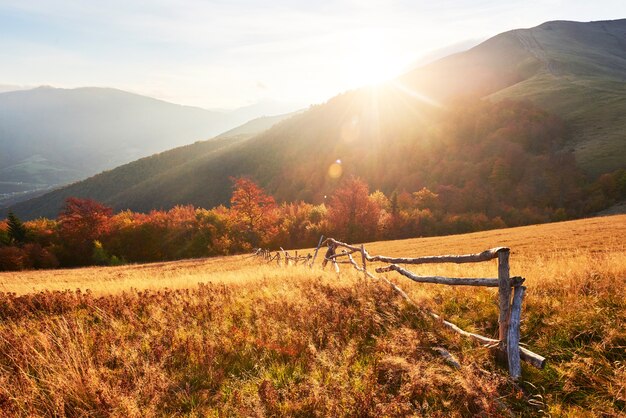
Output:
top-left (375, 264), bottom-right (525, 287)
top-left (252, 236), bottom-right (546, 379)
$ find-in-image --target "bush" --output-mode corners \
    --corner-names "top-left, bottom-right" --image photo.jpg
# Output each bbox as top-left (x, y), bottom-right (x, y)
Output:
top-left (0, 246), bottom-right (28, 271)
top-left (24, 243), bottom-right (59, 269)
top-left (92, 240), bottom-right (124, 266)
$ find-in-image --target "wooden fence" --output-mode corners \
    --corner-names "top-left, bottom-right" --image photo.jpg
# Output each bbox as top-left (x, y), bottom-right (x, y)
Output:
top-left (253, 236), bottom-right (546, 379)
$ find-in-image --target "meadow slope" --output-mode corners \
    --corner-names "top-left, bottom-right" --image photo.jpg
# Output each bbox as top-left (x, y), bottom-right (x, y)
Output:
top-left (0, 215), bottom-right (624, 416)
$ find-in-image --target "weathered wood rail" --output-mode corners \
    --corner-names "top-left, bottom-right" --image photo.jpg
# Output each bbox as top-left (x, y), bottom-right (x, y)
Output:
top-left (254, 247), bottom-right (312, 266)
top-left (253, 236), bottom-right (545, 379)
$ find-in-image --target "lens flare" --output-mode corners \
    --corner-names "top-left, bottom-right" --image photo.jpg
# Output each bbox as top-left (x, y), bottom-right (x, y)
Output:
top-left (328, 161), bottom-right (343, 179)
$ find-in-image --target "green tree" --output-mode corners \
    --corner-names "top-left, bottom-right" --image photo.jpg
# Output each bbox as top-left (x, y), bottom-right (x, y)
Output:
top-left (389, 191), bottom-right (399, 218)
top-left (7, 212), bottom-right (27, 245)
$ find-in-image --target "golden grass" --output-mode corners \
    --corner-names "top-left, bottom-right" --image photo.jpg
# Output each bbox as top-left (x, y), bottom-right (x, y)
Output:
top-left (3, 214), bottom-right (624, 296)
top-left (363, 215), bottom-right (626, 319)
top-left (0, 254), bottom-right (301, 296)
top-left (0, 215), bottom-right (624, 416)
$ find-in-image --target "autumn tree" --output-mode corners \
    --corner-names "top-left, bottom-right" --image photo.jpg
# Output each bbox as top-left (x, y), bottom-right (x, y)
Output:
top-left (327, 176), bottom-right (381, 243)
top-left (229, 177), bottom-right (278, 249)
top-left (58, 197), bottom-right (113, 266)
top-left (413, 187), bottom-right (439, 210)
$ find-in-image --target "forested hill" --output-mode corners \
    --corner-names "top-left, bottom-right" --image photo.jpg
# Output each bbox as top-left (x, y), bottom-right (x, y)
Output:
top-left (7, 19), bottom-right (626, 220)
top-left (402, 18), bottom-right (626, 176)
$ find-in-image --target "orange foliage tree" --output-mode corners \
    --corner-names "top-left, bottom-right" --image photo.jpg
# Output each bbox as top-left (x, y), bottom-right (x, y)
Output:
top-left (327, 176), bottom-right (381, 243)
top-left (57, 197), bottom-right (113, 266)
top-left (229, 177), bottom-right (279, 250)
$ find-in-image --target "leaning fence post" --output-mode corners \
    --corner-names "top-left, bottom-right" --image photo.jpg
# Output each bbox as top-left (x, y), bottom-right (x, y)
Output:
top-left (310, 235), bottom-right (325, 268)
top-left (360, 244), bottom-right (367, 279)
top-left (497, 249), bottom-right (511, 353)
top-left (507, 285), bottom-right (526, 379)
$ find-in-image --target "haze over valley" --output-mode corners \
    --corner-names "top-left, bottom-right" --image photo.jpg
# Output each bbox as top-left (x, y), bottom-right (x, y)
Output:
top-left (0, 87), bottom-right (300, 207)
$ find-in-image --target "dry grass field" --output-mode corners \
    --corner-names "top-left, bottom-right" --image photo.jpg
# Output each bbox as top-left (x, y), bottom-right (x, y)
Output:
top-left (0, 253), bottom-right (278, 296)
top-left (0, 215), bottom-right (624, 416)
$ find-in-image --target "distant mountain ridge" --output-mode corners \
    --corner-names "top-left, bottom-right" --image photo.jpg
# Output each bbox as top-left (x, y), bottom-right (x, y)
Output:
top-left (1, 111), bottom-right (296, 218)
top-left (0, 86), bottom-right (303, 207)
top-left (6, 19), bottom-right (626, 220)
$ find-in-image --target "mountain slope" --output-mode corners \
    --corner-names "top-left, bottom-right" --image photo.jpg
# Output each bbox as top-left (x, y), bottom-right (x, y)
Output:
top-left (399, 19), bottom-right (626, 175)
top-left (8, 19), bottom-right (626, 219)
top-left (490, 20), bottom-right (626, 175)
top-left (3, 112), bottom-right (296, 218)
top-left (0, 87), bottom-right (301, 207)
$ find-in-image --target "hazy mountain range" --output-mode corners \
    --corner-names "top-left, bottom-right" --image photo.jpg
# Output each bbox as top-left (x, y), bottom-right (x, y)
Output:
top-left (0, 87), bottom-right (302, 207)
top-left (5, 19), bottom-right (626, 220)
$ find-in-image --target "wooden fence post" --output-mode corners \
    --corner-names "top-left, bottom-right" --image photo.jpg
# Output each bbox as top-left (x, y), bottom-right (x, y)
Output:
top-left (310, 235), bottom-right (325, 268)
top-left (321, 242), bottom-right (336, 269)
top-left (360, 244), bottom-right (367, 279)
top-left (497, 249), bottom-right (511, 353)
top-left (507, 285), bottom-right (526, 379)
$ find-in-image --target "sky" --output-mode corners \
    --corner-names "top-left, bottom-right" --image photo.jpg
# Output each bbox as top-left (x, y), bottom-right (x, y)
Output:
top-left (0, 1), bottom-right (624, 110)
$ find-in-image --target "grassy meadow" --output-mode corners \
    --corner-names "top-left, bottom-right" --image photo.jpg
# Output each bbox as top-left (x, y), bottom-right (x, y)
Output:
top-left (0, 215), bottom-right (624, 416)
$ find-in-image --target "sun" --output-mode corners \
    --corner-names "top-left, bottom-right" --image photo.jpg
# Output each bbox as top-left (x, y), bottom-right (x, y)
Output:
top-left (340, 30), bottom-right (411, 87)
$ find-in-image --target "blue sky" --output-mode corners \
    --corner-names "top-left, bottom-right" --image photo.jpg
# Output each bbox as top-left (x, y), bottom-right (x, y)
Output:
top-left (0, 0), bottom-right (624, 109)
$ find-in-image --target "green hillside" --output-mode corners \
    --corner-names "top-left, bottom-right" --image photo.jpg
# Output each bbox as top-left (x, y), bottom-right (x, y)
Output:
top-left (488, 20), bottom-right (626, 175)
top-left (402, 19), bottom-right (626, 175)
top-left (7, 19), bottom-right (626, 220)
top-left (215, 112), bottom-right (302, 139)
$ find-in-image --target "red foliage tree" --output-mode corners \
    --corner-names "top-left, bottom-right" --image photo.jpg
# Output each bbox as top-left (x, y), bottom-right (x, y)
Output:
top-left (58, 197), bottom-right (113, 266)
top-left (229, 177), bottom-right (278, 249)
top-left (327, 176), bottom-right (381, 243)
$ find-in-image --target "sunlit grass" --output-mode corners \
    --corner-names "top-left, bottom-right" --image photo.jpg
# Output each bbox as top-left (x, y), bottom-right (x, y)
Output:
top-left (0, 255), bottom-right (296, 296)
top-left (0, 215), bottom-right (624, 416)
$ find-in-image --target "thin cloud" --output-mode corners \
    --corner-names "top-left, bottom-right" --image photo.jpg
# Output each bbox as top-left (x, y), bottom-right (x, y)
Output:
top-left (0, 0), bottom-right (624, 108)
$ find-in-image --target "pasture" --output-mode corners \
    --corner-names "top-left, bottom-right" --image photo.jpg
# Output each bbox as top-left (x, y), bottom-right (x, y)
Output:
top-left (0, 215), bottom-right (624, 416)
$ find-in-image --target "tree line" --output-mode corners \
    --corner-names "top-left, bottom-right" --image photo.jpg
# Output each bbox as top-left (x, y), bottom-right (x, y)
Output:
top-left (2, 169), bottom-right (625, 271)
